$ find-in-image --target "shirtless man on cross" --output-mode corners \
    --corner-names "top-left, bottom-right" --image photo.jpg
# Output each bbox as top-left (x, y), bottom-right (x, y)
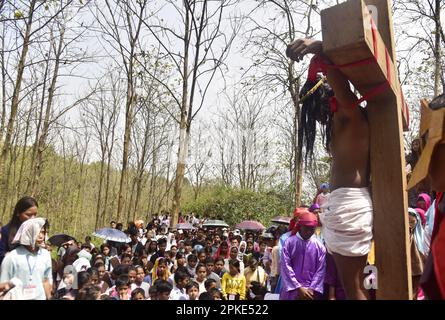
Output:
top-left (287, 38), bottom-right (372, 300)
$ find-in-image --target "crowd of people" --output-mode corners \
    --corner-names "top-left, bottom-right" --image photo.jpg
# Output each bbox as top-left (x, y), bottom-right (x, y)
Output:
top-left (0, 180), bottom-right (436, 300)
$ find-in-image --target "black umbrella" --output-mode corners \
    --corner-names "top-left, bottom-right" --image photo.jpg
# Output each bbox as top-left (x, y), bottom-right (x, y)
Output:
top-left (48, 234), bottom-right (77, 247)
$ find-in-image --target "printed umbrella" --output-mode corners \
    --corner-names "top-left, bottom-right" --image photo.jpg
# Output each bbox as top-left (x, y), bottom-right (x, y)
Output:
top-left (202, 220), bottom-right (229, 228)
top-left (48, 234), bottom-right (77, 247)
top-left (271, 216), bottom-right (292, 225)
top-left (236, 220), bottom-right (265, 231)
top-left (176, 222), bottom-right (196, 230)
top-left (93, 227), bottom-right (131, 243)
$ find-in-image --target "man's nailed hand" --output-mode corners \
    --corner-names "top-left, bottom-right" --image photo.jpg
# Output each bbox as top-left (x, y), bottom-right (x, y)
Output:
top-left (286, 39), bottom-right (323, 62)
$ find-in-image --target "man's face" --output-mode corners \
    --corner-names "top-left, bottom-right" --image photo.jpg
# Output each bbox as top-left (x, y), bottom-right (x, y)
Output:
top-left (206, 262), bottom-right (214, 273)
top-left (91, 274), bottom-right (99, 285)
top-left (118, 285), bottom-right (129, 297)
top-left (98, 266), bottom-right (106, 279)
top-left (188, 259), bottom-right (197, 268)
top-left (207, 282), bottom-right (217, 291)
top-left (158, 291), bottom-right (170, 300)
top-left (159, 243), bottom-right (167, 253)
top-left (230, 248), bottom-right (238, 259)
top-left (215, 261), bottom-right (224, 272)
top-left (131, 235), bottom-right (138, 243)
top-left (299, 225), bottom-right (316, 240)
top-left (121, 256), bottom-right (131, 265)
top-left (412, 140), bottom-right (421, 152)
top-left (187, 287), bottom-right (199, 300)
top-left (409, 215), bottom-right (417, 231)
top-left (179, 277), bottom-right (190, 288)
top-left (177, 257), bottom-right (186, 266)
top-left (197, 267), bottom-right (207, 280)
top-left (231, 239), bottom-right (239, 248)
top-left (134, 292), bottom-right (145, 300)
top-left (260, 243), bottom-right (266, 252)
top-left (128, 270), bottom-right (137, 283)
top-left (198, 253), bottom-right (206, 263)
top-left (149, 291), bottom-right (157, 300)
top-left (213, 235), bottom-right (221, 245)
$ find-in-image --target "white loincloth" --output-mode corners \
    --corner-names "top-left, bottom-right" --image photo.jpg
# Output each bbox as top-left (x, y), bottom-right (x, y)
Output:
top-left (319, 187), bottom-right (373, 257)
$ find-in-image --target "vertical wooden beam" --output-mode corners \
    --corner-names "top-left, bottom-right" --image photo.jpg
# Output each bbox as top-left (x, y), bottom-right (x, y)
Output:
top-left (365, 0), bottom-right (412, 300)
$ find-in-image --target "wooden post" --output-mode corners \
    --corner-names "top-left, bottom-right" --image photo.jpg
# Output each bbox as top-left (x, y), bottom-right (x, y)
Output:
top-left (321, 0), bottom-right (412, 299)
top-left (420, 99), bottom-right (432, 138)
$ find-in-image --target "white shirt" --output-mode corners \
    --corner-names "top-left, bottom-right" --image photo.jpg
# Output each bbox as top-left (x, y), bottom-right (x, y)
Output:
top-left (170, 286), bottom-right (188, 300)
top-left (131, 282), bottom-right (150, 297)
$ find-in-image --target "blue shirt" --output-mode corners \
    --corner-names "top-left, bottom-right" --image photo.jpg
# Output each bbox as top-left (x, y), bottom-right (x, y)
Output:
top-left (0, 246), bottom-right (52, 300)
top-left (0, 223), bottom-right (11, 265)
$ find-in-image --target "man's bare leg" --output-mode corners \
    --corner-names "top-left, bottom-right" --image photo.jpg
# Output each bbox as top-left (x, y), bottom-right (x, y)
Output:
top-left (332, 253), bottom-right (369, 300)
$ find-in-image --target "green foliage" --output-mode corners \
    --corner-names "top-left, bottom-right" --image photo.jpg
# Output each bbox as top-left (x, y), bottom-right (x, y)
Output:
top-left (182, 185), bottom-right (293, 227)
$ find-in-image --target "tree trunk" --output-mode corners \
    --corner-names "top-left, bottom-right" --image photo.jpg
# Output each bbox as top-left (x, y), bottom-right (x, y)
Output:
top-left (117, 76), bottom-right (135, 223)
top-left (95, 159), bottom-right (106, 230)
top-left (0, 25), bottom-right (7, 143)
top-left (31, 26), bottom-right (64, 196)
top-left (0, 0), bottom-right (36, 179)
top-left (171, 121), bottom-right (190, 228)
top-left (434, 0), bottom-right (442, 97)
top-left (171, 4), bottom-right (190, 228)
top-left (17, 103), bottom-right (34, 198)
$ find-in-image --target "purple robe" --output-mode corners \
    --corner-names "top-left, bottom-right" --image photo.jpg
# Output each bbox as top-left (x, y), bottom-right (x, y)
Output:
top-left (280, 233), bottom-right (326, 300)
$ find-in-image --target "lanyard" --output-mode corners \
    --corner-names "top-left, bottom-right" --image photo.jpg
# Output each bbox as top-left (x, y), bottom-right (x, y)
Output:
top-left (26, 252), bottom-right (38, 282)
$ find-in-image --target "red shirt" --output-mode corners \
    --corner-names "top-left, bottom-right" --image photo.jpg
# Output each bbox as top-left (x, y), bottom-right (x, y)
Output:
top-left (432, 192), bottom-right (445, 298)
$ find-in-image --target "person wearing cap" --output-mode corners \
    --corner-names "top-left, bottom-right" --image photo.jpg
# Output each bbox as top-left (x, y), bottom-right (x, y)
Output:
top-left (408, 93), bottom-right (445, 299)
top-left (315, 183), bottom-right (330, 208)
top-left (273, 207), bottom-right (307, 295)
top-left (309, 204), bottom-right (323, 243)
top-left (280, 211), bottom-right (326, 300)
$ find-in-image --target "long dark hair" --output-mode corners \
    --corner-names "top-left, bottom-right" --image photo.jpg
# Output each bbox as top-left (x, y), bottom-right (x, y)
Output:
top-left (298, 77), bottom-right (334, 164)
top-left (8, 196), bottom-right (39, 247)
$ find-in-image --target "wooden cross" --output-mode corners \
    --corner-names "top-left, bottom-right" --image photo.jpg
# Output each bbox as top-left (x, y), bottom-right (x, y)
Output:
top-left (320, 0), bottom-right (412, 299)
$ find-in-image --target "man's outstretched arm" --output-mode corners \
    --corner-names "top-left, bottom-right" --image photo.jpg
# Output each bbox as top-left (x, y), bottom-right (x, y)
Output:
top-left (286, 38), bottom-right (362, 118)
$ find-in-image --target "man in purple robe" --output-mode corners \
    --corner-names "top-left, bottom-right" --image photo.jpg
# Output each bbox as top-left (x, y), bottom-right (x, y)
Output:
top-left (280, 211), bottom-right (326, 300)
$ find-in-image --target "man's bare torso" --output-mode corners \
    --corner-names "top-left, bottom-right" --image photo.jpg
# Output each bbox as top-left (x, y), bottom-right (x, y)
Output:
top-left (330, 109), bottom-right (370, 191)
